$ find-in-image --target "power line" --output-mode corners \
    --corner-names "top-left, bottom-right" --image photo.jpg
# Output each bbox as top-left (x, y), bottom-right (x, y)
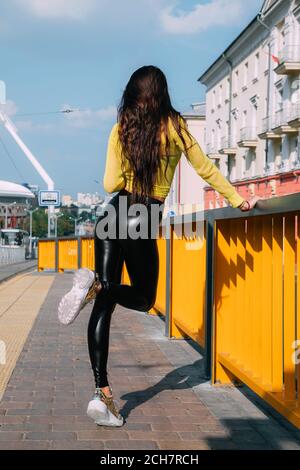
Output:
top-left (14, 108), bottom-right (75, 117)
top-left (0, 132), bottom-right (25, 181)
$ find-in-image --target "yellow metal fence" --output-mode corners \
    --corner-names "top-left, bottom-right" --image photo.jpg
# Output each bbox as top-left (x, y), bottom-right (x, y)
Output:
top-left (213, 212), bottom-right (300, 427)
top-left (37, 194), bottom-right (300, 429)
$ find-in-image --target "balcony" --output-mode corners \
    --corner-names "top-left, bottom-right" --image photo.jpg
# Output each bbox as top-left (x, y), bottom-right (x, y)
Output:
top-left (237, 127), bottom-right (258, 148)
top-left (271, 108), bottom-right (298, 135)
top-left (218, 136), bottom-right (237, 155)
top-left (206, 143), bottom-right (221, 159)
top-left (258, 116), bottom-right (282, 140)
top-left (274, 45), bottom-right (300, 75)
top-left (287, 100), bottom-right (300, 128)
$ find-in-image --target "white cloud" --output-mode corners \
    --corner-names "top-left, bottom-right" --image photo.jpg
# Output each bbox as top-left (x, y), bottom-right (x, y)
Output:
top-left (62, 104), bottom-right (117, 129)
top-left (11, 104), bottom-right (117, 133)
top-left (15, 0), bottom-right (98, 20)
top-left (160, 0), bottom-right (246, 34)
top-left (0, 100), bottom-right (19, 116)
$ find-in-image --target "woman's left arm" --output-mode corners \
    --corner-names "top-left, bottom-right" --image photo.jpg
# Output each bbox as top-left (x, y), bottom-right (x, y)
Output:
top-left (103, 123), bottom-right (126, 193)
top-left (174, 120), bottom-right (245, 208)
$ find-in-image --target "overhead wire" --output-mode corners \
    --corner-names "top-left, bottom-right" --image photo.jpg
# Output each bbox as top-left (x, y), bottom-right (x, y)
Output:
top-left (0, 131), bottom-right (25, 181)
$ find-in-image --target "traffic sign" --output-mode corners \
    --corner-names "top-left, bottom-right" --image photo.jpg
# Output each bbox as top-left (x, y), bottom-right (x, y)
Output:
top-left (38, 190), bottom-right (60, 207)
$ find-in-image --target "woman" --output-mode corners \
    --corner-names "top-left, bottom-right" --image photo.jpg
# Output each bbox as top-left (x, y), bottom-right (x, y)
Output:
top-left (58, 65), bottom-right (259, 427)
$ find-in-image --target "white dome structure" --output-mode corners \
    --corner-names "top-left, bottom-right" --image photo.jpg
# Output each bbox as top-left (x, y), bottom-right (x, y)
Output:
top-left (0, 180), bottom-right (35, 200)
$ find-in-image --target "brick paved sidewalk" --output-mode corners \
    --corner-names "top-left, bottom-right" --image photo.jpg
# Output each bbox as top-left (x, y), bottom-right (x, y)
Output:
top-left (1, 273), bottom-right (300, 450)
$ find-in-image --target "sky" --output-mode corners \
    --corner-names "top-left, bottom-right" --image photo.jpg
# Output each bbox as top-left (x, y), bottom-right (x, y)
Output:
top-left (0, 0), bottom-right (263, 199)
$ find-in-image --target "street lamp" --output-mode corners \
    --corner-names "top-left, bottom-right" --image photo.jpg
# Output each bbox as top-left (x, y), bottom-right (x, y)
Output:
top-left (2, 202), bottom-right (17, 229)
top-left (54, 213), bottom-right (64, 238)
top-left (69, 216), bottom-right (82, 236)
top-left (24, 207), bottom-right (39, 258)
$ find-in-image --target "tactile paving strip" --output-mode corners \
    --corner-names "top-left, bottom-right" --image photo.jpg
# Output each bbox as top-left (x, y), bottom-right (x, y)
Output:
top-left (0, 273), bottom-right (55, 400)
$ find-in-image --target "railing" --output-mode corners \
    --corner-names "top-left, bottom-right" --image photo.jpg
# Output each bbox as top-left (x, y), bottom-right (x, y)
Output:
top-left (38, 193), bottom-right (300, 428)
top-left (273, 108), bottom-right (285, 128)
top-left (261, 116), bottom-right (272, 133)
top-left (278, 45), bottom-right (300, 63)
top-left (38, 236), bottom-right (94, 272)
top-left (206, 143), bottom-right (218, 154)
top-left (239, 126), bottom-right (258, 141)
top-left (289, 100), bottom-right (300, 122)
top-left (0, 246), bottom-right (26, 265)
top-left (220, 136), bottom-right (228, 149)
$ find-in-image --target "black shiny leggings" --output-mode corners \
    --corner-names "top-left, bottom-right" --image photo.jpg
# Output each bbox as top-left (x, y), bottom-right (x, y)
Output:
top-left (87, 188), bottom-right (164, 388)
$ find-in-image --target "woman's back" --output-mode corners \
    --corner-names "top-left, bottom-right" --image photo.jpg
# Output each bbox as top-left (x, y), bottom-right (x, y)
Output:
top-left (103, 115), bottom-right (244, 208)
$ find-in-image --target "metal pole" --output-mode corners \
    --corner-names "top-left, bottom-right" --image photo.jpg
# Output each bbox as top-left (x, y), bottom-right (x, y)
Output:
top-left (29, 210), bottom-right (33, 257)
top-left (5, 206), bottom-right (8, 229)
top-left (204, 214), bottom-right (215, 380)
top-left (257, 13), bottom-right (272, 169)
top-left (48, 206), bottom-right (50, 238)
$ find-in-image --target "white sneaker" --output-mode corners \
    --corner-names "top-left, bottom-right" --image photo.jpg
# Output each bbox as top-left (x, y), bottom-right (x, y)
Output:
top-left (87, 388), bottom-right (124, 427)
top-left (58, 268), bottom-right (96, 325)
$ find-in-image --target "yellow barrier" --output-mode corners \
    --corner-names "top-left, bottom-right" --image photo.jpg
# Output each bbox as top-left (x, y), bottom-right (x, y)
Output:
top-left (81, 238), bottom-right (95, 270)
top-left (121, 234), bottom-right (167, 316)
top-left (152, 236), bottom-right (167, 316)
top-left (38, 240), bottom-right (56, 271)
top-left (213, 213), bottom-right (300, 427)
top-left (58, 239), bottom-right (78, 272)
top-left (170, 220), bottom-right (206, 347)
top-left (36, 203), bottom-right (300, 428)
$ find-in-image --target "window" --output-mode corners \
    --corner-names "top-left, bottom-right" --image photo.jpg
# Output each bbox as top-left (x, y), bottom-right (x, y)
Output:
top-left (265, 46), bottom-right (269, 71)
top-left (242, 110), bottom-right (247, 128)
top-left (212, 129), bottom-right (215, 149)
top-left (234, 69), bottom-right (239, 94)
top-left (212, 89), bottom-right (216, 109)
top-left (226, 77), bottom-right (230, 100)
top-left (254, 53), bottom-right (259, 79)
top-left (228, 155), bottom-right (236, 181)
top-left (218, 84), bottom-right (222, 106)
top-left (243, 62), bottom-right (248, 87)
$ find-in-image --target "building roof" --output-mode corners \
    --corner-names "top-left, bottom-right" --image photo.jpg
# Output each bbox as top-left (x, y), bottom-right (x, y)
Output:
top-left (182, 102), bottom-right (206, 119)
top-left (198, 0), bottom-right (281, 84)
top-left (261, 0), bottom-right (279, 15)
top-left (0, 180), bottom-right (35, 199)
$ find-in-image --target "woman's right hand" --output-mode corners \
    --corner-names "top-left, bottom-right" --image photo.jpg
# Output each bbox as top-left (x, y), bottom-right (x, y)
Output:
top-left (238, 195), bottom-right (260, 211)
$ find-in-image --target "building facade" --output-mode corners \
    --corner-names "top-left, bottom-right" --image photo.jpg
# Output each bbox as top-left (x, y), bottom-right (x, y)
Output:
top-left (164, 102), bottom-right (207, 215)
top-left (0, 180), bottom-right (35, 229)
top-left (199, 0), bottom-right (300, 209)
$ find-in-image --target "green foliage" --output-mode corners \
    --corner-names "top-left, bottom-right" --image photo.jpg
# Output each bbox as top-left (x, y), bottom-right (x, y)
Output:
top-left (23, 208), bottom-right (77, 238)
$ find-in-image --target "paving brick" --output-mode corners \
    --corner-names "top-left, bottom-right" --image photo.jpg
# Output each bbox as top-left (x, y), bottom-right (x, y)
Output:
top-left (128, 431), bottom-right (180, 441)
top-left (157, 440), bottom-right (210, 450)
top-left (1, 273), bottom-right (300, 450)
top-left (50, 440), bottom-right (105, 450)
top-left (25, 431), bottom-right (76, 441)
top-left (0, 441), bottom-right (50, 450)
top-left (77, 430), bottom-right (129, 440)
top-left (104, 440), bottom-right (159, 450)
top-left (0, 432), bottom-right (24, 441)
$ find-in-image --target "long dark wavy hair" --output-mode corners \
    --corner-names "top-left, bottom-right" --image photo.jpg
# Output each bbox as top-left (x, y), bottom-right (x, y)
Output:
top-left (117, 65), bottom-right (194, 204)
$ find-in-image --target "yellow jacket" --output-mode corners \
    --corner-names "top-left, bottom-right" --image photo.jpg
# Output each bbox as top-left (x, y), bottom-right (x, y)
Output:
top-left (103, 116), bottom-right (245, 208)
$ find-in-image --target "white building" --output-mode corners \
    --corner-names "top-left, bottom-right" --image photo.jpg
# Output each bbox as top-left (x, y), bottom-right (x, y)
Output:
top-left (0, 180), bottom-right (35, 229)
top-left (199, 0), bottom-right (300, 208)
top-left (165, 102), bottom-right (207, 215)
top-left (77, 192), bottom-right (103, 207)
top-left (62, 194), bottom-right (73, 207)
